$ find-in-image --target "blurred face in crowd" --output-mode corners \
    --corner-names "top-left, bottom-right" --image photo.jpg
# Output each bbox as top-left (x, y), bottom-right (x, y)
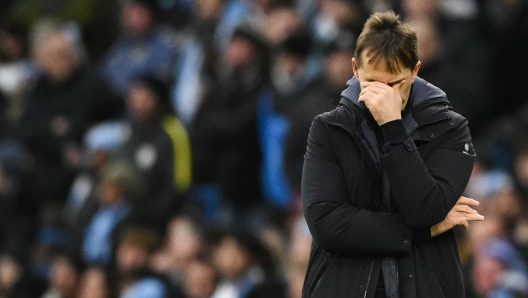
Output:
top-left (77, 268), bottom-right (109, 298)
top-left (0, 256), bottom-right (21, 292)
top-left (225, 37), bottom-right (257, 70)
top-left (413, 19), bottom-right (440, 66)
top-left (35, 33), bottom-right (77, 83)
top-left (116, 243), bottom-right (150, 274)
top-left (472, 255), bottom-right (505, 297)
top-left (166, 217), bottom-right (202, 263)
top-left (320, 0), bottom-right (359, 27)
top-left (122, 3), bottom-right (154, 38)
top-left (196, 0), bottom-right (223, 20)
top-left (264, 8), bottom-right (301, 46)
top-left (127, 83), bottom-right (160, 123)
top-left (49, 257), bottom-right (79, 298)
top-left (353, 51), bottom-right (420, 110)
top-left (213, 236), bottom-right (253, 280)
top-left (0, 29), bottom-right (25, 61)
top-left (255, 0), bottom-right (276, 13)
top-left (402, 0), bottom-right (439, 19)
top-left (185, 260), bottom-right (219, 298)
top-left (325, 51), bottom-right (354, 92)
top-left (514, 150), bottom-right (528, 187)
top-left (100, 182), bottom-right (125, 206)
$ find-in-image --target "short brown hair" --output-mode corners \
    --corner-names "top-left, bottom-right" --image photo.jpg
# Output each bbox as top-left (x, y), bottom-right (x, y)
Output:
top-left (117, 226), bottom-right (161, 253)
top-left (354, 11), bottom-right (418, 73)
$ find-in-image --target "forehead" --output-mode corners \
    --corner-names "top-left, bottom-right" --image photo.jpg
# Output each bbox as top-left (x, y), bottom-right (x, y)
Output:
top-left (358, 51), bottom-right (411, 82)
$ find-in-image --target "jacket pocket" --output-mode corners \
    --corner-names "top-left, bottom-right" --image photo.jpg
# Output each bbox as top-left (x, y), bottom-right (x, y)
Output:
top-left (310, 255), bottom-right (374, 298)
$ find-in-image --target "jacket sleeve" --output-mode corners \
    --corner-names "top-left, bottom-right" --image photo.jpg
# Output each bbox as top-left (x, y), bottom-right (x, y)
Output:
top-left (302, 116), bottom-right (413, 256)
top-left (380, 117), bottom-right (475, 231)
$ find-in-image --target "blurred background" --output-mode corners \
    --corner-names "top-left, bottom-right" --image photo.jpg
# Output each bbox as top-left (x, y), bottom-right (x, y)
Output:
top-left (0, 0), bottom-right (526, 297)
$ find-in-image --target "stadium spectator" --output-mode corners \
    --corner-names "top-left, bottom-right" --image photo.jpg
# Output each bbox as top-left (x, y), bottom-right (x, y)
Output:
top-left (113, 226), bottom-right (184, 298)
top-left (211, 229), bottom-right (286, 298)
top-left (150, 216), bottom-right (204, 288)
top-left (190, 21), bottom-right (268, 227)
top-left (76, 266), bottom-right (110, 298)
top-left (15, 22), bottom-right (115, 236)
top-left (121, 74), bottom-right (191, 229)
top-left (79, 161), bottom-right (136, 267)
top-left (100, 0), bottom-right (180, 96)
top-left (183, 258), bottom-right (219, 298)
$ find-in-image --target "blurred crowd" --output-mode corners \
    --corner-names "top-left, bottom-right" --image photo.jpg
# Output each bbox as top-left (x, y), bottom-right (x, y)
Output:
top-left (0, 0), bottom-right (526, 297)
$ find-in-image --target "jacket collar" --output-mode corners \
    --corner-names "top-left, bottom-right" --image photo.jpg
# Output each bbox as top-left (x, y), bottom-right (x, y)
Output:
top-left (339, 76), bottom-right (451, 132)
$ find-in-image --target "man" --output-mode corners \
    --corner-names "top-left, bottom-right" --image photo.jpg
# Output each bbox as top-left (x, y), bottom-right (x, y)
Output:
top-left (122, 75), bottom-right (191, 229)
top-left (301, 12), bottom-right (484, 298)
top-left (101, 0), bottom-right (179, 96)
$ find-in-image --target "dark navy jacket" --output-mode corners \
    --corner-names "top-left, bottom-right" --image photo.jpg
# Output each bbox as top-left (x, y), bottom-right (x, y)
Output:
top-left (301, 77), bottom-right (476, 298)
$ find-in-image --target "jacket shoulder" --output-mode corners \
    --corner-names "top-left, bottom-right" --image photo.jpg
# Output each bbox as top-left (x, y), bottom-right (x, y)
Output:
top-left (446, 108), bottom-right (469, 127)
top-left (312, 103), bottom-right (358, 128)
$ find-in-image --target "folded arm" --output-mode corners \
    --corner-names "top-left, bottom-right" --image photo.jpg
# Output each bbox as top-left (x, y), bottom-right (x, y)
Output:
top-left (380, 118), bottom-right (476, 230)
top-left (303, 116), bottom-right (417, 256)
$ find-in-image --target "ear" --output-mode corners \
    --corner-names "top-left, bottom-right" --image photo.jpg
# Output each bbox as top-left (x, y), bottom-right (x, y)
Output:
top-left (352, 58), bottom-right (360, 79)
top-left (411, 61), bottom-right (421, 82)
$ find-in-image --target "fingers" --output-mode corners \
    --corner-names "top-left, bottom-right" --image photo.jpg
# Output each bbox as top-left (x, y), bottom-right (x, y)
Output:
top-left (461, 213), bottom-right (484, 231)
top-left (465, 213), bottom-right (485, 222)
top-left (451, 207), bottom-right (484, 221)
top-left (361, 83), bottom-right (387, 95)
top-left (454, 204), bottom-right (478, 214)
top-left (454, 213), bottom-right (484, 232)
top-left (456, 196), bottom-right (479, 207)
top-left (393, 80), bottom-right (406, 91)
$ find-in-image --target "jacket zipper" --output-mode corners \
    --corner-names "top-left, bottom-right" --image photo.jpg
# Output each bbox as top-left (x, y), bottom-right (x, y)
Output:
top-left (364, 261), bottom-right (375, 298)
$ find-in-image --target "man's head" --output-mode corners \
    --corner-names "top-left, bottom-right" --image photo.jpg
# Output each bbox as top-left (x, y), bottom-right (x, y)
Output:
top-left (32, 24), bottom-right (85, 84)
top-left (121, 0), bottom-right (160, 38)
top-left (115, 227), bottom-right (161, 274)
top-left (127, 75), bottom-right (170, 123)
top-left (352, 11), bottom-right (421, 110)
top-left (225, 22), bottom-right (267, 71)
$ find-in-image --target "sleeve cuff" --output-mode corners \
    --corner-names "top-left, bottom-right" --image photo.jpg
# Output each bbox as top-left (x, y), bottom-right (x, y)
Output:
top-left (411, 228), bottom-right (432, 243)
top-left (380, 120), bottom-right (409, 153)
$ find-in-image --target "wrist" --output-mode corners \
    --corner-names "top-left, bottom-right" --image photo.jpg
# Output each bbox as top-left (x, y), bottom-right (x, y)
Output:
top-left (378, 116), bottom-right (402, 126)
top-left (431, 221), bottom-right (445, 237)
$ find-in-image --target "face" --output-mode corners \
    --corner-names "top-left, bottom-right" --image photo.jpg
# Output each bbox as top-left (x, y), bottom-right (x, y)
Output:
top-left (127, 84), bottom-right (159, 122)
top-left (225, 37), bottom-right (257, 69)
top-left (325, 51), bottom-right (354, 92)
top-left (77, 268), bottom-right (109, 298)
top-left (122, 3), bottom-right (153, 37)
top-left (212, 237), bottom-right (252, 280)
top-left (36, 33), bottom-right (76, 83)
top-left (100, 183), bottom-right (124, 206)
top-left (264, 8), bottom-right (300, 46)
top-left (197, 0), bottom-right (223, 19)
top-left (472, 256), bottom-right (504, 296)
top-left (185, 261), bottom-right (218, 298)
top-left (167, 218), bottom-right (201, 262)
top-left (352, 51), bottom-right (420, 110)
top-left (0, 256), bottom-right (21, 290)
top-left (50, 257), bottom-right (79, 296)
top-left (116, 243), bottom-right (150, 273)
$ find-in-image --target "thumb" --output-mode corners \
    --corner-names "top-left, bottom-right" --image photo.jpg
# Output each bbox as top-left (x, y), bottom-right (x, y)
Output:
top-left (393, 80), bottom-right (406, 91)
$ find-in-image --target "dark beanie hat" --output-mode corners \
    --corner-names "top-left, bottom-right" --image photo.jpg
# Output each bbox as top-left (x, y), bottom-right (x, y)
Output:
top-left (125, 0), bottom-right (162, 18)
top-left (232, 20), bottom-right (268, 53)
top-left (133, 74), bottom-right (170, 103)
top-left (278, 28), bottom-right (313, 60)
